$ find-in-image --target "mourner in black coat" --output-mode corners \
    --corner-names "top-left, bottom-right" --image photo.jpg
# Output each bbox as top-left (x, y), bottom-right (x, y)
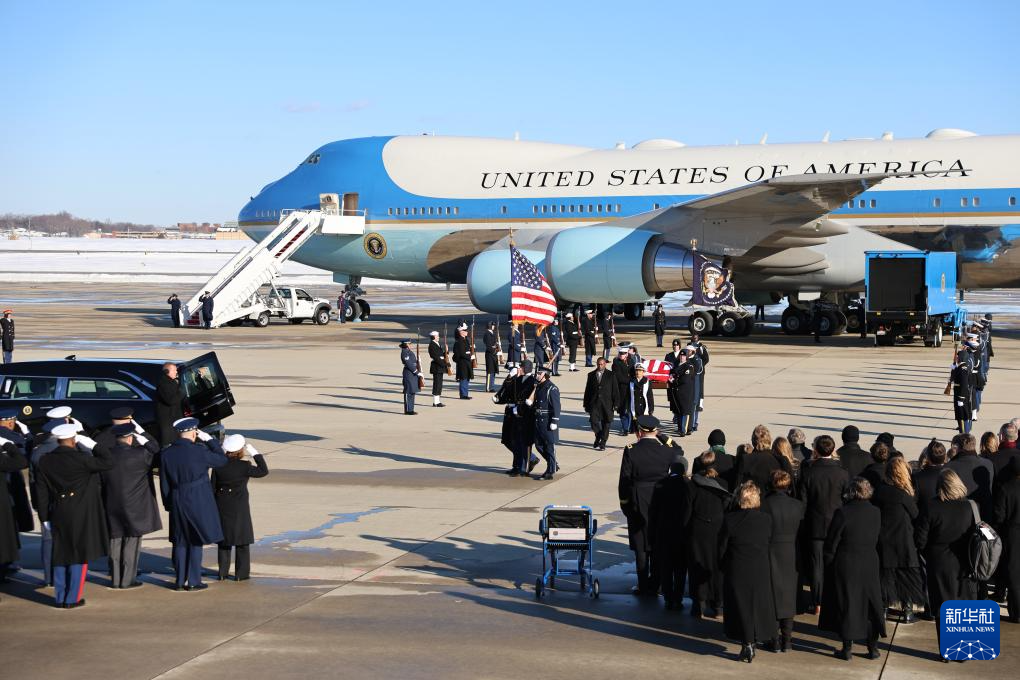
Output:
top-left (35, 426), bottom-right (115, 607)
top-left (993, 457), bottom-right (1020, 622)
top-left (0, 438), bottom-right (28, 572)
top-left (735, 449), bottom-right (782, 491)
top-left (687, 468), bottom-right (730, 616)
top-left (947, 444), bottom-right (994, 517)
top-left (582, 359), bottom-right (618, 450)
top-left (618, 418), bottom-right (674, 595)
top-left (0, 421), bottom-right (34, 535)
top-left (155, 363), bottom-right (184, 446)
top-left (870, 466), bottom-right (924, 617)
top-left (213, 435), bottom-right (269, 580)
top-left (761, 474), bottom-right (806, 651)
top-left (101, 425), bottom-right (162, 588)
top-left (796, 437), bottom-right (848, 610)
top-left (720, 490), bottom-right (775, 662)
top-left (649, 454), bottom-right (692, 609)
top-left (820, 487), bottom-right (886, 660)
top-left (837, 426), bottom-right (871, 480)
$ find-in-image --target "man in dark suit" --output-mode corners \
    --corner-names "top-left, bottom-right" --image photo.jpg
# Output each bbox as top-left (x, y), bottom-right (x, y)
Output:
top-left (797, 434), bottom-right (849, 613)
top-left (159, 418), bottom-right (228, 591)
top-left (837, 425), bottom-right (870, 479)
top-left (618, 416), bottom-right (675, 595)
top-left (583, 357), bottom-right (618, 451)
top-left (155, 363), bottom-right (183, 447)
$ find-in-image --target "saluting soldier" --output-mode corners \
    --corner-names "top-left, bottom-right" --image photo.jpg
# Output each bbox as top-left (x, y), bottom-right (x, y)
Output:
top-left (400, 339), bottom-right (422, 415)
top-left (0, 309), bottom-right (15, 363)
top-left (629, 363), bottom-right (655, 431)
top-left (581, 308), bottom-right (597, 367)
top-left (563, 313), bottom-right (580, 371)
top-left (167, 294), bottom-right (182, 328)
top-left (95, 406), bottom-right (159, 454)
top-left (483, 321), bottom-right (500, 392)
top-left (453, 322), bottom-right (474, 399)
top-left (0, 410), bottom-right (33, 555)
top-left (533, 326), bottom-right (549, 371)
top-left (618, 415), bottom-right (675, 595)
top-left (672, 349), bottom-right (697, 436)
top-left (602, 311), bottom-right (615, 360)
top-left (530, 367), bottom-right (560, 480)
top-left (583, 356), bottom-right (618, 451)
top-left (213, 434), bottom-right (269, 581)
top-left (950, 348), bottom-right (973, 434)
top-left (653, 304), bottom-right (667, 348)
top-left (547, 320), bottom-right (563, 376)
top-left (428, 331), bottom-right (447, 407)
top-left (159, 417), bottom-right (228, 591)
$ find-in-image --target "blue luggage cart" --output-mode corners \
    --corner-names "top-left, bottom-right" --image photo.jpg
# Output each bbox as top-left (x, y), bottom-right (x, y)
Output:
top-left (535, 505), bottom-right (599, 599)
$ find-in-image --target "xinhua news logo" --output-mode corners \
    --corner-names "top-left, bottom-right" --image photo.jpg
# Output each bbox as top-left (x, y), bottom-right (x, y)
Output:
top-left (939, 600), bottom-right (1000, 661)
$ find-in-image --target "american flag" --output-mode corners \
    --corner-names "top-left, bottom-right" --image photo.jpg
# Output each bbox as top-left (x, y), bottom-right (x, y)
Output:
top-left (511, 246), bottom-right (557, 326)
top-left (643, 359), bottom-right (673, 384)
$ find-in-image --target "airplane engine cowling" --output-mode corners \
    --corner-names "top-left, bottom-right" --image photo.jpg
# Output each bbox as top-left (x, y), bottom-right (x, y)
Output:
top-left (545, 226), bottom-right (695, 303)
top-left (466, 248), bottom-right (546, 314)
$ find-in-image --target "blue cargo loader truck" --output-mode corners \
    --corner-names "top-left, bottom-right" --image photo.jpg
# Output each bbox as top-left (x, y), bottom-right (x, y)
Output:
top-left (865, 251), bottom-right (964, 347)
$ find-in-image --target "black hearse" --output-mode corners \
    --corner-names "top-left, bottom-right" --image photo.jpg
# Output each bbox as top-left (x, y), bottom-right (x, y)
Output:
top-left (0, 352), bottom-right (235, 435)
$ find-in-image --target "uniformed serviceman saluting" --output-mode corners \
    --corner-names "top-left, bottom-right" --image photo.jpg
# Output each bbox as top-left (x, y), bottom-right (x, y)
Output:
top-left (428, 331), bottom-right (447, 407)
top-left (101, 422), bottom-right (162, 589)
top-left (167, 294), bottom-right (182, 328)
top-left (529, 367), bottom-right (560, 480)
top-left (483, 321), bottom-right (500, 392)
top-left (0, 409), bottom-right (34, 553)
top-left (34, 424), bottom-right (113, 608)
top-left (198, 291), bottom-right (215, 329)
top-left (213, 434), bottom-right (268, 581)
top-left (1, 309), bottom-right (15, 363)
top-left (95, 406), bottom-right (160, 455)
top-left (159, 417), bottom-right (228, 591)
top-left (400, 339), bottom-right (422, 415)
top-left (583, 356), bottom-right (618, 451)
top-left (453, 322), bottom-right (474, 399)
top-left (618, 415), bottom-right (675, 595)
top-left (563, 312), bottom-right (580, 371)
top-left (0, 423), bottom-right (29, 583)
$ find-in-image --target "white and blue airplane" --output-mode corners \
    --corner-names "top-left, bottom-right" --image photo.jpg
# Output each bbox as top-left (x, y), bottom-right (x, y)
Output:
top-left (239, 128), bottom-right (1020, 334)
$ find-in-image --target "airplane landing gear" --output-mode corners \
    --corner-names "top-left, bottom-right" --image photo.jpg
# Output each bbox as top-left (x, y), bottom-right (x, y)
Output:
top-left (341, 276), bottom-right (371, 321)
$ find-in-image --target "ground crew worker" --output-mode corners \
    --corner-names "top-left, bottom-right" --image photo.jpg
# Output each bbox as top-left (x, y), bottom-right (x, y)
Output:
top-left (582, 309), bottom-right (597, 367)
top-left (483, 321), bottom-right (500, 392)
top-left (167, 294), bottom-right (182, 328)
top-left (583, 357), bottom-right (618, 451)
top-left (563, 313), bottom-right (580, 371)
top-left (337, 294), bottom-right (347, 324)
top-left (428, 330), bottom-right (447, 407)
top-left (653, 304), bottom-right (666, 347)
top-left (618, 415), bottom-right (674, 595)
top-left (453, 323), bottom-right (474, 399)
top-left (213, 434), bottom-right (269, 581)
top-left (547, 320), bottom-right (562, 376)
top-left (400, 339), bottom-right (421, 415)
top-left (530, 367), bottom-right (560, 480)
top-left (1, 309), bottom-right (14, 363)
top-left (159, 417), bottom-right (228, 591)
top-left (198, 291), bottom-right (214, 329)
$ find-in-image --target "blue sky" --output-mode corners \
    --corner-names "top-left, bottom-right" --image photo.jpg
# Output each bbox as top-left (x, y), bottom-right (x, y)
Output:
top-left (2, 0), bottom-right (1018, 224)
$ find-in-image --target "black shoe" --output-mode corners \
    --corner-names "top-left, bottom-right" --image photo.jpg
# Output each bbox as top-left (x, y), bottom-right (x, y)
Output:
top-left (66, 599), bottom-right (86, 609)
top-left (538, 472), bottom-right (554, 480)
top-left (834, 644), bottom-right (852, 661)
top-left (865, 646), bottom-right (880, 660)
top-left (459, 396), bottom-right (472, 400)
top-left (508, 471), bottom-right (521, 477)
top-left (764, 639), bottom-right (781, 653)
top-left (405, 411), bottom-right (417, 415)
top-left (122, 581), bottom-right (144, 589)
top-left (504, 468), bottom-right (518, 475)
top-left (187, 583), bottom-right (209, 591)
top-left (738, 644), bottom-right (755, 663)
top-left (434, 403), bottom-right (445, 407)
top-left (174, 584), bottom-right (187, 591)
top-left (597, 445), bottom-right (606, 451)
top-left (528, 458), bottom-right (539, 474)
top-left (236, 576), bottom-right (250, 581)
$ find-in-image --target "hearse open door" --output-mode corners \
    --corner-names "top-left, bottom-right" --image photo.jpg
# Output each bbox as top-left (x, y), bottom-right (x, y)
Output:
top-left (178, 352), bottom-right (236, 427)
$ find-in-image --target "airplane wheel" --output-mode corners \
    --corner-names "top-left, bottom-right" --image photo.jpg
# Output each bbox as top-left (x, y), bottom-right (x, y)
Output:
top-left (781, 307), bottom-right (807, 335)
top-left (688, 311), bottom-right (714, 335)
top-left (717, 312), bottom-right (741, 337)
top-left (623, 303), bottom-right (642, 321)
top-left (255, 311), bottom-right (271, 328)
top-left (346, 300), bottom-right (362, 322)
top-left (356, 299), bottom-right (371, 320)
top-left (737, 316), bottom-right (754, 336)
top-left (591, 578), bottom-right (600, 599)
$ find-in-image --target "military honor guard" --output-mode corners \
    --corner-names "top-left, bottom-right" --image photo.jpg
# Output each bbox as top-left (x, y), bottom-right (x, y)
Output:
top-left (583, 356), bottom-right (618, 451)
top-left (688, 334), bottom-right (709, 411)
top-left (0, 419), bottom-right (29, 583)
top-left (670, 349), bottom-right (697, 436)
top-left (508, 323), bottom-right (526, 364)
top-left (198, 290), bottom-right (215, 329)
top-left (0, 409), bottom-right (33, 565)
top-left (612, 347), bottom-right (633, 435)
top-left (530, 368), bottom-right (560, 480)
top-left (618, 415), bottom-right (674, 595)
top-left (167, 293), bottom-right (182, 328)
top-left (628, 363), bottom-right (655, 431)
top-left (428, 331), bottom-right (448, 407)
top-left (101, 422), bottom-right (162, 589)
top-left (400, 339), bottom-right (422, 415)
top-left (483, 321), bottom-right (500, 391)
top-left (965, 331), bottom-right (985, 419)
top-left (213, 434), bottom-right (269, 581)
top-left (563, 313), bottom-right (580, 371)
top-left (453, 323), bottom-right (474, 399)
top-left (95, 406), bottom-right (160, 454)
top-left (546, 320), bottom-right (563, 376)
top-left (34, 423), bottom-right (113, 608)
top-left (581, 308), bottom-right (597, 367)
top-left (159, 417), bottom-right (228, 591)
top-left (1, 309), bottom-right (15, 363)
top-left (653, 304), bottom-right (667, 347)
top-left (601, 311), bottom-right (615, 360)
top-left (533, 326), bottom-right (549, 370)
top-left (949, 348), bottom-right (973, 433)
top-left (492, 363), bottom-right (540, 476)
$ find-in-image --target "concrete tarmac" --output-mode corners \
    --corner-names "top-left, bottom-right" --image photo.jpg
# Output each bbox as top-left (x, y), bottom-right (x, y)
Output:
top-left (1, 282), bottom-right (1017, 679)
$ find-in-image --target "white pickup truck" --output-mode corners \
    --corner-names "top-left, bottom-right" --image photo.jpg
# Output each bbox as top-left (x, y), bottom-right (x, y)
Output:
top-left (227, 284), bottom-right (333, 327)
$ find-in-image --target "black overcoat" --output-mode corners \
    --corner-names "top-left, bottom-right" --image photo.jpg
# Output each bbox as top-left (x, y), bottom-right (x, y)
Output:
top-left (483, 329), bottom-right (500, 373)
top-left (35, 444), bottom-right (115, 565)
top-left (611, 357), bottom-right (631, 408)
top-left (212, 454), bottom-right (269, 546)
top-left (870, 482), bottom-right (920, 568)
top-left (0, 442), bottom-right (28, 564)
top-left (582, 368), bottom-right (618, 426)
top-left (155, 374), bottom-right (184, 446)
top-left (761, 490), bottom-right (805, 619)
top-left (401, 348), bottom-right (421, 395)
top-left (993, 477), bottom-right (1020, 606)
top-left (0, 317), bottom-right (14, 352)
top-left (736, 450), bottom-right (782, 491)
top-left (947, 452), bottom-right (994, 516)
top-left (453, 335), bottom-right (473, 380)
top-left (102, 442), bottom-right (162, 538)
top-left (819, 500), bottom-right (886, 641)
top-left (493, 373), bottom-right (519, 451)
top-left (912, 465), bottom-right (943, 515)
top-left (837, 442), bottom-right (870, 480)
top-left (159, 438), bottom-right (228, 545)
top-left (563, 320), bottom-right (579, 349)
top-left (915, 498), bottom-right (979, 611)
top-left (428, 340), bottom-right (447, 376)
top-left (1, 427), bottom-right (34, 532)
top-left (649, 473), bottom-right (692, 559)
top-left (797, 457), bottom-right (848, 539)
top-left (720, 509), bottom-right (776, 643)
top-left (618, 437), bottom-right (674, 552)
top-left (687, 474), bottom-right (729, 601)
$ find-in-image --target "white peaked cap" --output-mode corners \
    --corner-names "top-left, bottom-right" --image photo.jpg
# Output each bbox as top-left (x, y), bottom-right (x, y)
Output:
top-left (223, 434), bottom-right (246, 452)
top-left (429, 331), bottom-right (439, 337)
top-left (47, 406), bottom-right (72, 419)
top-left (457, 323), bottom-right (468, 330)
top-left (52, 423), bottom-right (78, 439)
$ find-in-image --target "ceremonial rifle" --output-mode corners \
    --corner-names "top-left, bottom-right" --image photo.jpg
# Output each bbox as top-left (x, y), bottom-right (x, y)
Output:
top-left (443, 322), bottom-right (453, 376)
top-left (470, 315), bottom-right (478, 370)
top-left (539, 325), bottom-right (553, 361)
top-left (495, 315), bottom-right (504, 365)
top-left (944, 337), bottom-right (960, 396)
top-left (610, 312), bottom-right (618, 347)
top-left (414, 329), bottom-right (426, 390)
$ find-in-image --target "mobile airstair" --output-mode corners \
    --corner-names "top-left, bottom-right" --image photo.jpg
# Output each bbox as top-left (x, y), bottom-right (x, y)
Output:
top-left (184, 197), bottom-right (365, 328)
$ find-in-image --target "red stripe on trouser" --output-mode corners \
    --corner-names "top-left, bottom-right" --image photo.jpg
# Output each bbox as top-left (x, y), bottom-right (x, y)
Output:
top-left (75, 562), bottom-right (88, 601)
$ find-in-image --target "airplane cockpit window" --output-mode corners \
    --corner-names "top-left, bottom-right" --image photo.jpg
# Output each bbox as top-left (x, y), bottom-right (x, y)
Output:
top-left (304, 153), bottom-right (321, 165)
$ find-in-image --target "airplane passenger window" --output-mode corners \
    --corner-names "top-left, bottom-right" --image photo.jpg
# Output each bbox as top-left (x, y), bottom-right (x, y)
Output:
top-left (568, 205), bottom-right (574, 213)
top-left (446, 207), bottom-right (451, 215)
top-left (615, 204), bottom-right (621, 212)
top-left (578, 205), bottom-right (585, 213)
top-left (412, 208), bottom-right (418, 215)
top-left (501, 206), bottom-right (508, 214)
top-left (933, 198), bottom-right (941, 208)
top-left (561, 205), bottom-right (566, 213)
top-left (597, 205), bottom-right (603, 212)
top-left (870, 199), bottom-right (877, 208)
top-left (453, 207), bottom-right (459, 215)
top-left (1010, 197), bottom-right (1016, 206)
top-left (387, 208), bottom-right (393, 216)
top-left (588, 204), bottom-right (594, 212)
top-left (653, 203), bottom-right (660, 210)
top-left (540, 206), bottom-right (547, 214)
top-left (552, 205), bottom-right (558, 213)
top-left (533, 206), bottom-right (538, 214)
top-left (859, 200), bottom-right (866, 208)
top-left (973, 197), bottom-right (980, 207)
top-left (961, 197), bottom-right (968, 207)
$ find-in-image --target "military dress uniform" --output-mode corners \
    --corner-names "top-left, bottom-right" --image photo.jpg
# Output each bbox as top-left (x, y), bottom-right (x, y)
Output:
top-left (653, 307), bottom-right (667, 347)
top-left (0, 312), bottom-right (14, 364)
top-left (547, 323), bottom-right (562, 375)
top-left (483, 326), bottom-right (500, 391)
top-left (167, 294), bottom-right (182, 328)
top-left (453, 331), bottom-right (473, 398)
top-left (628, 374), bottom-right (655, 432)
top-left (428, 336), bottom-right (447, 405)
top-left (533, 329), bottom-right (549, 370)
top-left (612, 350), bottom-right (633, 434)
top-left (0, 434), bottom-right (28, 579)
top-left (400, 341), bottom-right (422, 415)
top-left (508, 326), bottom-right (525, 365)
top-left (950, 354), bottom-right (973, 433)
top-left (493, 368), bottom-right (540, 475)
top-left (602, 313), bottom-right (615, 360)
top-left (199, 293), bottom-right (215, 329)
top-left (563, 316), bottom-right (580, 370)
top-left (531, 371), bottom-right (560, 479)
top-left (671, 353), bottom-right (697, 436)
top-left (581, 312), bottom-right (597, 367)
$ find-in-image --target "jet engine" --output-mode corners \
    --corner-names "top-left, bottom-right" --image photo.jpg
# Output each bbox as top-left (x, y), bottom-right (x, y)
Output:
top-left (466, 248), bottom-right (546, 314)
top-left (544, 226), bottom-right (696, 303)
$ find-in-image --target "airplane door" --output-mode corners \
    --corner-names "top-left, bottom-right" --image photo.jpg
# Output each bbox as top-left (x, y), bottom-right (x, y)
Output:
top-left (343, 193), bottom-right (359, 215)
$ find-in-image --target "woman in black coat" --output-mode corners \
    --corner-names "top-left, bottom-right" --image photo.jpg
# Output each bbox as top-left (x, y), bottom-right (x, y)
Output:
top-left (871, 457), bottom-right (924, 622)
top-left (735, 425), bottom-right (782, 491)
top-left (761, 469), bottom-right (805, 652)
top-left (916, 469), bottom-right (979, 658)
top-left (993, 457), bottom-right (1020, 623)
top-left (212, 435), bottom-right (269, 581)
top-left (687, 462), bottom-right (730, 618)
top-left (820, 477), bottom-right (886, 661)
top-left (720, 481), bottom-right (775, 663)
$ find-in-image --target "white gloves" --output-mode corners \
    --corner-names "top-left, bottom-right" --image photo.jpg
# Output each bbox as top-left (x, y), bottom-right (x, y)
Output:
top-left (525, 398), bottom-right (534, 407)
top-left (135, 433), bottom-right (149, 446)
top-left (43, 521), bottom-right (51, 531)
top-left (72, 418), bottom-right (85, 433)
top-left (244, 443), bottom-right (260, 458)
top-left (550, 424), bottom-right (558, 431)
top-left (492, 395), bottom-right (499, 403)
top-left (956, 401), bottom-right (964, 407)
top-left (76, 435), bottom-right (97, 451)
top-left (196, 429), bottom-right (212, 442)
top-left (16, 421), bottom-right (29, 435)
top-left (0, 436), bottom-right (10, 447)
top-left (133, 420), bottom-right (146, 434)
